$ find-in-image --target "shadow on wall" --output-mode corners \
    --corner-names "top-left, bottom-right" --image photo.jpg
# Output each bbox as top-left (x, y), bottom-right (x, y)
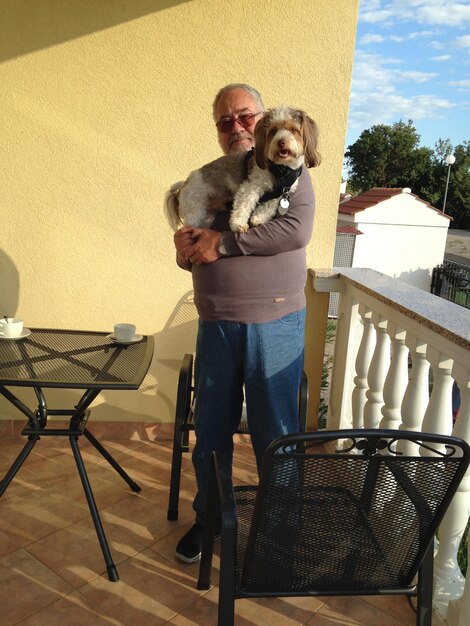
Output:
top-left (0, 250), bottom-right (19, 317)
top-left (93, 289), bottom-right (199, 424)
top-left (397, 268), bottom-right (432, 291)
top-left (0, 0), bottom-right (188, 62)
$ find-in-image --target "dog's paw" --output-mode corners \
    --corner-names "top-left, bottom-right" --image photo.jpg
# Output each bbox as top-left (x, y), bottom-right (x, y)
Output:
top-left (249, 214), bottom-right (267, 227)
top-left (229, 218), bottom-right (249, 233)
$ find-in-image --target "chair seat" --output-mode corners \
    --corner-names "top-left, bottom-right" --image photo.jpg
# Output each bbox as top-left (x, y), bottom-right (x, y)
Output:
top-left (234, 484), bottom-right (406, 593)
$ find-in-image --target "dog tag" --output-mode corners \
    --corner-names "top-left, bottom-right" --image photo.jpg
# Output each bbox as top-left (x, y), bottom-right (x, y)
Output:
top-left (279, 194), bottom-right (290, 215)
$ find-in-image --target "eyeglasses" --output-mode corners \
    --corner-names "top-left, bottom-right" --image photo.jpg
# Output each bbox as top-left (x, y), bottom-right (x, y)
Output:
top-left (215, 111), bottom-right (263, 133)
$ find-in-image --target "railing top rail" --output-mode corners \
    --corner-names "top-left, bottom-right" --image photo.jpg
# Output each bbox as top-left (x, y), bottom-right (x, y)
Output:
top-left (310, 268), bottom-right (470, 352)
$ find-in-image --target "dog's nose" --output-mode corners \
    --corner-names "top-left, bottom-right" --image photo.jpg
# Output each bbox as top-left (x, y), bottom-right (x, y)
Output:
top-left (278, 139), bottom-right (286, 148)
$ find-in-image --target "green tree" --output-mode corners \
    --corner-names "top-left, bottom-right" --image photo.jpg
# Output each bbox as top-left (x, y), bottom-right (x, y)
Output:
top-left (345, 120), bottom-right (433, 195)
top-left (345, 122), bottom-right (470, 229)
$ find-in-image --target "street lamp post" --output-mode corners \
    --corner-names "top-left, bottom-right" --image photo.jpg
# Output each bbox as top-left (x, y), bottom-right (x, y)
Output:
top-left (442, 154), bottom-right (456, 214)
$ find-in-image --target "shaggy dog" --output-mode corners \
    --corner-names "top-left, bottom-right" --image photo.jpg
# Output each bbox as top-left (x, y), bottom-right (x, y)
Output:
top-left (165, 106), bottom-right (320, 233)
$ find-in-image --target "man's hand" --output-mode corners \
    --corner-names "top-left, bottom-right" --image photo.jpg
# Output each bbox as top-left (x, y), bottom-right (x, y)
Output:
top-left (174, 226), bottom-right (197, 263)
top-left (185, 228), bottom-right (221, 264)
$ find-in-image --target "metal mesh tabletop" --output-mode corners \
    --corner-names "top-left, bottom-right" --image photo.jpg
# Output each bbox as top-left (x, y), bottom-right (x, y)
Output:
top-left (0, 329), bottom-right (154, 389)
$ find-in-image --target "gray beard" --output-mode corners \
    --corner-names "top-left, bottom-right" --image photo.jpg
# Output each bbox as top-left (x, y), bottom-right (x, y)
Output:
top-left (229, 143), bottom-right (249, 154)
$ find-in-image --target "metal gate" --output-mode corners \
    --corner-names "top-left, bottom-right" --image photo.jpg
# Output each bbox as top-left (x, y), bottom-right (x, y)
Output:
top-left (431, 260), bottom-right (470, 309)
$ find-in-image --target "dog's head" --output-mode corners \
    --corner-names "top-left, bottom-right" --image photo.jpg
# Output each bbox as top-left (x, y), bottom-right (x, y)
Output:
top-left (254, 107), bottom-right (321, 170)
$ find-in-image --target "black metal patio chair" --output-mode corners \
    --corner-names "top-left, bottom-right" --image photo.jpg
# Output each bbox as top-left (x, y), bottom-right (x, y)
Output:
top-left (167, 353), bottom-right (308, 521)
top-left (197, 429), bottom-right (470, 626)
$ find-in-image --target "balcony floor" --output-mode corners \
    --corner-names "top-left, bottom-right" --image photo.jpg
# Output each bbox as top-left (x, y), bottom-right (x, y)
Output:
top-left (0, 432), bottom-right (416, 625)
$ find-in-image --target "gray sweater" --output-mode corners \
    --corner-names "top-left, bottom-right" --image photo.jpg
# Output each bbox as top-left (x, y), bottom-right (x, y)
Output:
top-left (183, 166), bottom-right (315, 323)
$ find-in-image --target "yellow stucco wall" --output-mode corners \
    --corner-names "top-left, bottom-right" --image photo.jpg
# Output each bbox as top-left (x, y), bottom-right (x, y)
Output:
top-left (0, 0), bottom-right (358, 425)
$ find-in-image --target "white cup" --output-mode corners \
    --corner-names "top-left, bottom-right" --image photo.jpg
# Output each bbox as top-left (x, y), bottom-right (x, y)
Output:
top-left (1, 317), bottom-right (24, 338)
top-left (114, 323), bottom-right (136, 342)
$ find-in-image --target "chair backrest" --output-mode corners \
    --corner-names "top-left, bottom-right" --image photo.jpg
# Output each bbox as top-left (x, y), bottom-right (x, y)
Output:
top-left (238, 429), bottom-right (470, 594)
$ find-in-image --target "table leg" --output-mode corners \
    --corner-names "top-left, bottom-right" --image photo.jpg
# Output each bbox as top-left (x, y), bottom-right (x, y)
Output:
top-left (83, 428), bottom-right (141, 492)
top-left (69, 434), bottom-right (119, 582)
top-left (0, 435), bottom-right (39, 497)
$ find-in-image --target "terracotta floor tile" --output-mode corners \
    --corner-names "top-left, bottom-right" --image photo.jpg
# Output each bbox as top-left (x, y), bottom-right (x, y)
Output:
top-left (307, 596), bottom-right (413, 625)
top-left (25, 515), bottom-right (148, 588)
top-left (103, 493), bottom-right (193, 547)
top-left (15, 590), bottom-right (121, 626)
top-left (78, 548), bottom-right (205, 624)
top-left (0, 548), bottom-right (73, 625)
top-left (0, 528), bottom-right (21, 558)
top-left (0, 464), bottom-right (41, 501)
top-left (0, 421), bottom-right (14, 439)
top-left (236, 595), bottom-right (325, 626)
top-left (165, 586), bottom-right (253, 626)
top-left (0, 487), bottom-right (89, 545)
top-left (167, 586), bottom-right (324, 626)
top-left (360, 594), bottom-right (416, 625)
top-left (41, 466), bottom-right (136, 511)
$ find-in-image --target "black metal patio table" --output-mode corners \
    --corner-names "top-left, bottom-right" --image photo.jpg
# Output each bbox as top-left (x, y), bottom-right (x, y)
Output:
top-left (0, 328), bottom-right (154, 582)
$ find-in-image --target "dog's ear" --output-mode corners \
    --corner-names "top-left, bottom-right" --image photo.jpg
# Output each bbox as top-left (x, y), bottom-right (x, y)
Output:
top-left (299, 112), bottom-right (321, 168)
top-left (254, 113), bottom-right (268, 169)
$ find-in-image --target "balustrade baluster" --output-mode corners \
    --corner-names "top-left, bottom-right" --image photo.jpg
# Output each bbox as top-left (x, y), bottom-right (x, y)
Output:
top-left (380, 323), bottom-right (408, 431)
top-left (363, 312), bottom-right (389, 429)
top-left (398, 337), bottom-right (429, 456)
top-left (351, 306), bottom-right (374, 430)
top-left (422, 347), bottom-right (454, 436)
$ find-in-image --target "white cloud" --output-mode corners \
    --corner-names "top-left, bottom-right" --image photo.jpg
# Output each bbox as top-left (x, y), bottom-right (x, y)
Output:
top-left (408, 30), bottom-right (436, 39)
top-left (352, 51), bottom-right (401, 95)
top-left (359, 1), bottom-right (470, 28)
top-left (360, 34), bottom-right (385, 44)
top-left (455, 34), bottom-right (470, 48)
top-left (449, 79), bottom-right (470, 88)
top-left (415, 3), bottom-right (470, 27)
top-left (361, 9), bottom-right (395, 24)
top-left (399, 70), bottom-right (437, 83)
top-left (430, 40), bottom-right (446, 50)
top-left (359, 28), bottom-right (437, 46)
top-left (431, 55), bottom-right (452, 61)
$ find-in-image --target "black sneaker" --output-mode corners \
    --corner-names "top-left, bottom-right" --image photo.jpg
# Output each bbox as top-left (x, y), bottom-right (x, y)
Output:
top-left (175, 523), bottom-right (204, 563)
top-left (175, 523), bottom-right (222, 564)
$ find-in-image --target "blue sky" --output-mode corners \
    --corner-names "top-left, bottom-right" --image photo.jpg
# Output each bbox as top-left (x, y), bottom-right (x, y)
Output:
top-left (345, 0), bottom-right (470, 153)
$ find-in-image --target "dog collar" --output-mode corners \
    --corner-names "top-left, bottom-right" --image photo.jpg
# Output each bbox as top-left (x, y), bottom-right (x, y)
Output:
top-left (268, 162), bottom-right (302, 188)
top-left (258, 162), bottom-right (302, 206)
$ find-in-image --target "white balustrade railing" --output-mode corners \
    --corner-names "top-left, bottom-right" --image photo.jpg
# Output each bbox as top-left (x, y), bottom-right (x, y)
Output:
top-left (311, 268), bottom-right (470, 625)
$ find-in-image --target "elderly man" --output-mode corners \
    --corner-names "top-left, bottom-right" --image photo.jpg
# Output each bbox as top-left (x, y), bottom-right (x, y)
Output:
top-left (173, 83), bottom-right (316, 563)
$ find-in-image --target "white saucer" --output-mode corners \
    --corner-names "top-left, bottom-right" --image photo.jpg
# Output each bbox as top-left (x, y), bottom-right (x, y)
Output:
top-left (106, 332), bottom-right (143, 345)
top-left (0, 328), bottom-right (32, 341)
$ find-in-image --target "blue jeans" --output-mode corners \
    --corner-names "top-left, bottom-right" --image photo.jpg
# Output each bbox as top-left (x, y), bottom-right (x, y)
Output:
top-left (192, 309), bottom-right (306, 523)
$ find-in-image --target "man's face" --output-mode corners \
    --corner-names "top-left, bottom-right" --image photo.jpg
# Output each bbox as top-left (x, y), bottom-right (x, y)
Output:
top-left (215, 88), bottom-right (263, 155)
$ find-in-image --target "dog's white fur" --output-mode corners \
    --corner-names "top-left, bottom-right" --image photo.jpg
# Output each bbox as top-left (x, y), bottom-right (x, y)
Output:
top-left (165, 106), bottom-right (320, 234)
